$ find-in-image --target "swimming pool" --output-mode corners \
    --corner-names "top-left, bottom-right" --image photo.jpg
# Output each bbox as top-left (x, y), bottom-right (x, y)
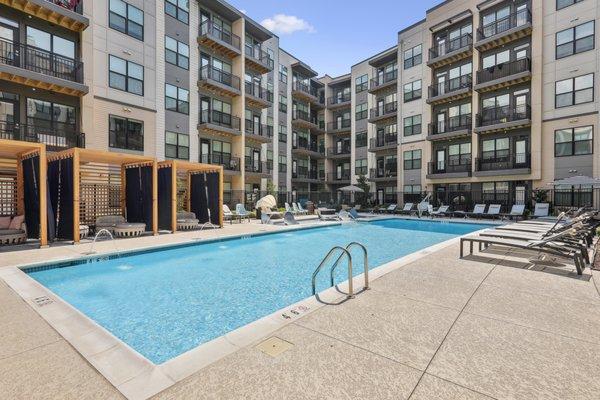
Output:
top-left (27, 219), bottom-right (490, 364)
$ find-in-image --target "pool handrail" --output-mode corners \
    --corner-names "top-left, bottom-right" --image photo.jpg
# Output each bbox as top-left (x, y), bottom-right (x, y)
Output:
top-left (330, 242), bottom-right (369, 292)
top-left (312, 246), bottom-right (353, 299)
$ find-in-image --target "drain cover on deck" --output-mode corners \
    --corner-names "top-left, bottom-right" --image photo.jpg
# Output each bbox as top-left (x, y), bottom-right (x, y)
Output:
top-left (256, 337), bottom-right (294, 357)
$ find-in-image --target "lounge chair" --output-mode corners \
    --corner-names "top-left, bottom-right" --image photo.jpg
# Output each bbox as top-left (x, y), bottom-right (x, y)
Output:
top-left (261, 213), bottom-right (272, 224)
top-left (293, 203), bottom-right (307, 215)
top-left (483, 204), bottom-right (501, 219)
top-left (410, 202), bottom-right (430, 218)
top-left (176, 211), bottom-right (200, 230)
top-left (396, 203), bottom-right (414, 215)
top-left (460, 229), bottom-right (587, 275)
top-left (430, 205), bottom-right (450, 218)
top-left (223, 205), bottom-right (234, 224)
top-left (384, 204), bottom-right (397, 214)
top-left (455, 204), bottom-right (486, 219)
top-left (316, 209), bottom-right (341, 221)
top-left (235, 204), bottom-right (250, 222)
top-left (285, 202), bottom-right (296, 215)
top-left (500, 204), bottom-right (526, 220)
top-left (496, 213), bottom-right (567, 233)
top-left (532, 203), bottom-right (550, 218)
top-left (297, 202), bottom-right (309, 215)
top-left (348, 208), bottom-right (359, 219)
top-left (0, 215), bottom-right (27, 245)
top-left (283, 211), bottom-right (299, 225)
top-left (96, 215), bottom-right (145, 237)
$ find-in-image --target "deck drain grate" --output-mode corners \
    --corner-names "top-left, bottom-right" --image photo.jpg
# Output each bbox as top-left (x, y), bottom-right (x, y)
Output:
top-left (255, 337), bottom-right (294, 357)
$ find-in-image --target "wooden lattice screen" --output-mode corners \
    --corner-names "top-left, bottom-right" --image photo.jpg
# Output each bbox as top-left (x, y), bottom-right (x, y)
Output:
top-left (79, 163), bottom-right (122, 227)
top-left (0, 174), bottom-right (17, 216)
top-left (176, 172), bottom-right (188, 211)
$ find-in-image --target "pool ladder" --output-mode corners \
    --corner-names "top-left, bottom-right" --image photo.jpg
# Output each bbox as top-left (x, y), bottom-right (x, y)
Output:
top-left (311, 242), bottom-right (369, 300)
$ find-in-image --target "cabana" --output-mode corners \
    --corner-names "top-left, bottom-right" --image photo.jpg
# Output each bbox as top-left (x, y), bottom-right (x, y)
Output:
top-left (0, 139), bottom-right (49, 247)
top-left (47, 148), bottom-right (158, 243)
top-left (157, 160), bottom-right (223, 232)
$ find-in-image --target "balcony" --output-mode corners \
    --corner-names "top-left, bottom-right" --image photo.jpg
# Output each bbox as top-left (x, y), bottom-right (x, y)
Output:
top-left (0, 0), bottom-right (89, 32)
top-left (368, 102), bottom-right (398, 124)
top-left (245, 46), bottom-right (274, 74)
top-left (198, 110), bottom-right (241, 136)
top-left (327, 92), bottom-right (351, 109)
top-left (200, 154), bottom-right (240, 174)
top-left (0, 39), bottom-right (87, 96)
top-left (292, 169), bottom-right (322, 183)
top-left (326, 171), bottom-right (351, 184)
top-left (474, 154), bottom-right (531, 177)
top-left (198, 65), bottom-right (241, 98)
top-left (476, 7), bottom-right (532, 51)
top-left (427, 115), bottom-right (472, 141)
top-left (475, 104), bottom-right (531, 134)
top-left (245, 82), bottom-right (272, 108)
top-left (292, 81), bottom-right (319, 103)
top-left (244, 157), bottom-right (269, 176)
top-left (327, 119), bottom-right (351, 134)
top-left (427, 75), bottom-right (472, 105)
top-left (292, 110), bottom-right (319, 131)
top-left (427, 160), bottom-right (472, 179)
top-left (327, 145), bottom-right (351, 158)
top-left (198, 21), bottom-right (241, 58)
top-left (0, 119), bottom-right (85, 151)
top-left (475, 58), bottom-right (531, 92)
top-left (245, 120), bottom-right (272, 143)
top-left (368, 135), bottom-right (398, 153)
top-left (292, 141), bottom-right (325, 159)
top-left (369, 167), bottom-right (397, 182)
top-left (428, 33), bottom-right (473, 68)
top-left (369, 70), bottom-right (397, 94)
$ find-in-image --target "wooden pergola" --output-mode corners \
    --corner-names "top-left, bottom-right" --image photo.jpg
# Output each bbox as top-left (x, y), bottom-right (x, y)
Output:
top-left (0, 139), bottom-right (48, 246)
top-left (157, 160), bottom-right (223, 232)
top-left (47, 148), bottom-right (158, 243)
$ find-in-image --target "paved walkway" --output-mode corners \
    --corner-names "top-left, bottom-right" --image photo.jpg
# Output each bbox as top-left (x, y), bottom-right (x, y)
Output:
top-left (1, 222), bottom-right (599, 399)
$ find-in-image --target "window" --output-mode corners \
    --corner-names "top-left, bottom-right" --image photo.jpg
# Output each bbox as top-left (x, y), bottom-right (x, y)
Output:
top-left (403, 80), bottom-right (422, 102)
top-left (355, 103), bottom-right (368, 120)
top-left (555, 74), bottom-right (594, 108)
top-left (279, 95), bottom-right (288, 113)
top-left (165, 37), bottom-right (189, 69)
top-left (403, 150), bottom-right (421, 170)
top-left (26, 26), bottom-right (75, 59)
top-left (557, 0), bottom-right (585, 10)
top-left (279, 65), bottom-right (288, 83)
top-left (355, 159), bottom-right (368, 176)
top-left (278, 124), bottom-right (287, 143)
top-left (165, 84), bottom-right (189, 114)
top-left (404, 185), bottom-right (421, 194)
top-left (403, 44), bottom-right (422, 69)
top-left (403, 115), bottom-right (422, 136)
top-left (109, 115), bottom-right (143, 151)
top-left (109, 55), bottom-right (143, 95)
top-left (355, 74), bottom-right (368, 93)
top-left (555, 126), bottom-right (593, 156)
top-left (278, 155), bottom-right (287, 173)
top-left (109, 0), bottom-right (143, 40)
top-left (556, 21), bottom-right (595, 59)
top-left (165, 0), bottom-right (189, 24)
top-left (356, 132), bottom-right (367, 148)
top-left (165, 131), bottom-right (189, 160)
top-left (482, 138), bottom-right (509, 159)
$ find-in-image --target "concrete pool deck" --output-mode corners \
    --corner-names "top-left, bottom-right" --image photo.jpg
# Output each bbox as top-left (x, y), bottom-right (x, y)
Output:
top-left (0, 217), bottom-right (599, 399)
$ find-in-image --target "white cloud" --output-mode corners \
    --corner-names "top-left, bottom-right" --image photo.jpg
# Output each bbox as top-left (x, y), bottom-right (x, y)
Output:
top-left (260, 14), bottom-right (316, 35)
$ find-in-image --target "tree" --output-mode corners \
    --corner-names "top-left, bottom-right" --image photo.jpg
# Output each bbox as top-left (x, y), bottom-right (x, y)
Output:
top-left (356, 174), bottom-right (370, 205)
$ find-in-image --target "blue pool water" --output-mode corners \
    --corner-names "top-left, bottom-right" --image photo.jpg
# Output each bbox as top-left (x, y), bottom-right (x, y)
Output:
top-left (28, 219), bottom-right (489, 364)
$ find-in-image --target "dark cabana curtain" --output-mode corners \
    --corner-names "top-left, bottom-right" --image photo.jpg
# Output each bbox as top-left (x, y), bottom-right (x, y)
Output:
top-left (125, 166), bottom-right (153, 232)
top-left (157, 167), bottom-right (172, 230)
top-left (206, 172), bottom-right (220, 225)
top-left (48, 158), bottom-right (74, 240)
top-left (190, 173), bottom-right (209, 223)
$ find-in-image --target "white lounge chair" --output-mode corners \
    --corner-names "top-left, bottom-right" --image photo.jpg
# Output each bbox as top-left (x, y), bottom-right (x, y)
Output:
top-left (235, 204), bottom-right (250, 222)
top-left (293, 203), bottom-right (307, 215)
top-left (430, 205), bottom-right (450, 218)
top-left (385, 204), bottom-right (397, 214)
top-left (500, 204), bottom-right (526, 220)
top-left (223, 205), bottom-right (234, 224)
top-left (283, 211), bottom-right (299, 225)
top-left (285, 202), bottom-right (296, 215)
top-left (317, 209), bottom-right (341, 221)
top-left (396, 203), bottom-right (414, 215)
top-left (455, 204), bottom-right (486, 219)
top-left (533, 203), bottom-right (550, 218)
top-left (484, 204), bottom-right (501, 219)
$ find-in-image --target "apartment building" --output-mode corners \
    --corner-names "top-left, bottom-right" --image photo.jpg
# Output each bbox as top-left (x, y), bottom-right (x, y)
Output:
top-left (1, 0), bottom-right (598, 209)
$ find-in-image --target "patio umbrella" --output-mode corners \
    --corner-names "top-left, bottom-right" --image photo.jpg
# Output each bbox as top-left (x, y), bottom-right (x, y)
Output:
top-left (255, 194), bottom-right (277, 211)
top-left (338, 185), bottom-right (364, 193)
top-left (550, 175), bottom-right (600, 187)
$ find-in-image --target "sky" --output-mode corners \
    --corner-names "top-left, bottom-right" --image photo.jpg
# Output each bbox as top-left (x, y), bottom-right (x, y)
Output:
top-left (228, 0), bottom-right (444, 77)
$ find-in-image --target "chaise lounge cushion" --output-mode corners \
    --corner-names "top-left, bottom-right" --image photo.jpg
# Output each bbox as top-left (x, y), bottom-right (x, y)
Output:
top-left (0, 229), bottom-right (25, 235)
top-left (0, 216), bottom-right (11, 229)
top-left (9, 215), bottom-right (25, 230)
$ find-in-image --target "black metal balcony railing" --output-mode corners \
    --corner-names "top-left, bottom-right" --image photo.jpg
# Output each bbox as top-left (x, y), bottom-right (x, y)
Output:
top-left (370, 101), bottom-right (397, 120)
top-left (328, 92), bottom-right (351, 106)
top-left (369, 167), bottom-right (397, 179)
top-left (429, 33), bottom-right (473, 60)
top-left (292, 81), bottom-right (319, 98)
top-left (245, 45), bottom-right (274, 69)
top-left (199, 20), bottom-right (241, 50)
top-left (200, 153), bottom-right (240, 171)
top-left (327, 119), bottom-right (351, 131)
top-left (327, 171), bottom-right (351, 181)
top-left (478, 7), bottom-right (532, 41)
top-left (477, 58), bottom-right (531, 85)
top-left (293, 140), bottom-right (323, 154)
top-left (0, 119), bottom-right (85, 150)
top-left (200, 110), bottom-right (241, 131)
top-left (200, 65), bottom-right (241, 90)
top-left (477, 104), bottom-right (531, 127)
top-left (370, 70), bottom-right (397, 90)
top-left (293, 169), bottom-right (320, 180)
top-left (49, 0), bottom-right (83, 13)
top-left (327, 146), bottom-right (351, 156)
top-left (428, 114), bottom-right (472, 136)
top-left (428, 159), bottom-right (472, 175)
top-left (370, 135), bottom-right (398, 149)
top-left (245, 82), bottom-right (273, 102)
top-left (292, 110), bottom-right (318, 127)
top-left (245, 120), bottom-right (273, 138)
top-left (429, 75), bottom-right (472, 99)
top-left (0, 38), bottom-right (84, 83)
top-left (244, 157), bottom-right (267, 174)
top-left (475, 154), bottom-right (531, 171)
